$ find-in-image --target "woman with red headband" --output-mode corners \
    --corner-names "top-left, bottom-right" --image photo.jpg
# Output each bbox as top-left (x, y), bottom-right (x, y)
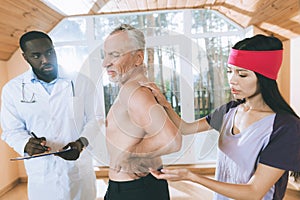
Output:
top-left (142, 34), bottom-right (300, 200)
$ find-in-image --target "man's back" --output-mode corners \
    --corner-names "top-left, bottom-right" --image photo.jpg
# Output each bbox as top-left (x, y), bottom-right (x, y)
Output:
top-left (106, 74), bottom-right (163, 181)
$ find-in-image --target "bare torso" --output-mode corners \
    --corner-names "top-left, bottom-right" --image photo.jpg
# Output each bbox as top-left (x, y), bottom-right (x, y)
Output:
top-left (106, 76), bottom-right (162, 181)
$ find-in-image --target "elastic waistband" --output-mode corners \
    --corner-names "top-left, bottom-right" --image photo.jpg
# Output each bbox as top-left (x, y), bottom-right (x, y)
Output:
top-left (108, 173), bottom-right (159, 192)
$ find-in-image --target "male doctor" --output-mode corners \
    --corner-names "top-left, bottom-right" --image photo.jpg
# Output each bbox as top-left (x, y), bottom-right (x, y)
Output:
top-left (0, 31), bottom-right (100, 200)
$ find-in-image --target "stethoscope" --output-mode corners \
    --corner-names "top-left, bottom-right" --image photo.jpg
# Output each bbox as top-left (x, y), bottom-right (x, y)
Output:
top-left (20, 82), bottom-right (36, 103)
top-left (20, 80), bottom-right (75, 103)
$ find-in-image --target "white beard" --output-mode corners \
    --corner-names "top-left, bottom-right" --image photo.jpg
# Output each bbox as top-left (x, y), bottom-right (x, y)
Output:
top-left (110, 65), bottom-right (146, 85)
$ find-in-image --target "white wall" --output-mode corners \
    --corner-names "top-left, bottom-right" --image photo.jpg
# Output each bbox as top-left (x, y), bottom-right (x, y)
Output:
top-left (6, 49), bottom-right (29, 79)
top-left (0, 60), bottom-right (21, 192)
top-left (290, 37), bottom-right (300, 115)
top-left (1, 50), bottom-right (28, 180)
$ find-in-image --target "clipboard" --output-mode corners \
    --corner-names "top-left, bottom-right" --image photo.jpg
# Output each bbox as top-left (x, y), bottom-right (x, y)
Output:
top-left (10, 148), bottom-right (72, 161)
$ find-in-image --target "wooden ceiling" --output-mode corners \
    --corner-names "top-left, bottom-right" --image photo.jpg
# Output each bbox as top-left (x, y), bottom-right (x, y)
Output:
top-left (0, 0), bottom-right (299, 61)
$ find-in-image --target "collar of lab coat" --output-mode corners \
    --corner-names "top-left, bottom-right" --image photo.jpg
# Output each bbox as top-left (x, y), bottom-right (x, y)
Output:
top-left (23, 66), bottom-right (74, 84)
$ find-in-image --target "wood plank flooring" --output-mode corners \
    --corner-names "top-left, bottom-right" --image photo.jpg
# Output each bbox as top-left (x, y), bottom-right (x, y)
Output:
top-left (1, 178), bottom-right (300, 200)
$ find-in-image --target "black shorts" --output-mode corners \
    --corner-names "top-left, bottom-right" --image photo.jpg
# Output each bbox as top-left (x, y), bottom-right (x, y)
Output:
top-left (104, 173), bottom-right (170, 200)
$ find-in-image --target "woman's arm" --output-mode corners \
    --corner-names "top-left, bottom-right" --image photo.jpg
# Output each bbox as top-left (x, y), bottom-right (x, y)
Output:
top-left (150, 163), bottom-right (285, 200)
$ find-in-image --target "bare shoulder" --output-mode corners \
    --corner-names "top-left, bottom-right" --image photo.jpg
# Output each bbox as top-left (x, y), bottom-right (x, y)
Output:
top-left (118, 81), bottom-right (156, 108)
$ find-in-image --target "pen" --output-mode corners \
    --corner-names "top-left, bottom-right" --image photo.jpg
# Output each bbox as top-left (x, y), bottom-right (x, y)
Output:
top-left (30, 132), bottom-right (50, 151)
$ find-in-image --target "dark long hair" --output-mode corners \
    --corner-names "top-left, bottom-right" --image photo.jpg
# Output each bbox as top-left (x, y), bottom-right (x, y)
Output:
top-left (232, 34), bottom-right (299, 118)
top-left (233, 34), bottom-right (300, 180)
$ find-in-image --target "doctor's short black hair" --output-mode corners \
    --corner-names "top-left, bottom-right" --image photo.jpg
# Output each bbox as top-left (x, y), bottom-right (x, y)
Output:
top-left (19, 31), bottom-right (53, 52)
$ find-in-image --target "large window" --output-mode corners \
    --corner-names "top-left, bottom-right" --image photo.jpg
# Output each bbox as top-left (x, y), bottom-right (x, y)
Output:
top-left (50, 9), bottom-right (245, 166)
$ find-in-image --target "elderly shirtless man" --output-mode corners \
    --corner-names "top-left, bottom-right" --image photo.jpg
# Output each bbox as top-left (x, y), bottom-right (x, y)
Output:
top-left (102, 24), bottom-right (182, 200)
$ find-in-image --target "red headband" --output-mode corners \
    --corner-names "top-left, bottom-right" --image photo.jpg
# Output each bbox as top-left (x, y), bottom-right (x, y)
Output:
top-left (228, 49), bottom-right (283, 80)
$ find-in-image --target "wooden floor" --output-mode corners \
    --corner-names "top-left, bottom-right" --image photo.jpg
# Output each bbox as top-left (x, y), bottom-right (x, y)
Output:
top-left (0, 178), bottom-right (300, 200)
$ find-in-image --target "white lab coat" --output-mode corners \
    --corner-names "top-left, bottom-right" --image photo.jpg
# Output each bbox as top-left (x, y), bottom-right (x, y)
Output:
top-left (1, 68), bottom-right (102, 200)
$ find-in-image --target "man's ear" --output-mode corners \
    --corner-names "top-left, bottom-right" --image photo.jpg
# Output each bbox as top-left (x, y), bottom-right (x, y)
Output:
top-left (134, 50), bottom-right (144, 66)
top-left (22, 53), bottom-right (28, 62)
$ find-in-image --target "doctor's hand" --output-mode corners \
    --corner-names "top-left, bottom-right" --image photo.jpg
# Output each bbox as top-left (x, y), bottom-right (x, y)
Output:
top-left (57, 140), bottom-right (83, 161)
top-left (24, 137), bottom-right (50, 156)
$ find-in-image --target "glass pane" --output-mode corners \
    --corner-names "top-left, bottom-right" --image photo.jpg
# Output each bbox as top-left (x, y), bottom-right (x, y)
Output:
top-left (191, 10), bottom-right (240, 34)
top-left (94, 11), bottom-right (184, 41)
top-left (41, 0), bottom-right (94, 15)
top-left (54, 45), bottom-right (88, 72)
top-left (50, 18), bottom-right (87, 42)
top-left (192, 35), bottom-right (242, 119)
top-left (103, 83), bottom-right (119, 116)
top-left (194, 130), bottom-right (219, 163)
top-left (146, 45), bottom-right (181, 116)
top-left (148, 11), bottom-right (184, 35)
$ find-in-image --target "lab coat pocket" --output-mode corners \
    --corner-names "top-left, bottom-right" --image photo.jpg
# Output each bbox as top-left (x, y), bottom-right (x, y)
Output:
top-left (24, 158), bottom-right (46, 183)
top-left (65, 161), bottom-right (80, 180)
